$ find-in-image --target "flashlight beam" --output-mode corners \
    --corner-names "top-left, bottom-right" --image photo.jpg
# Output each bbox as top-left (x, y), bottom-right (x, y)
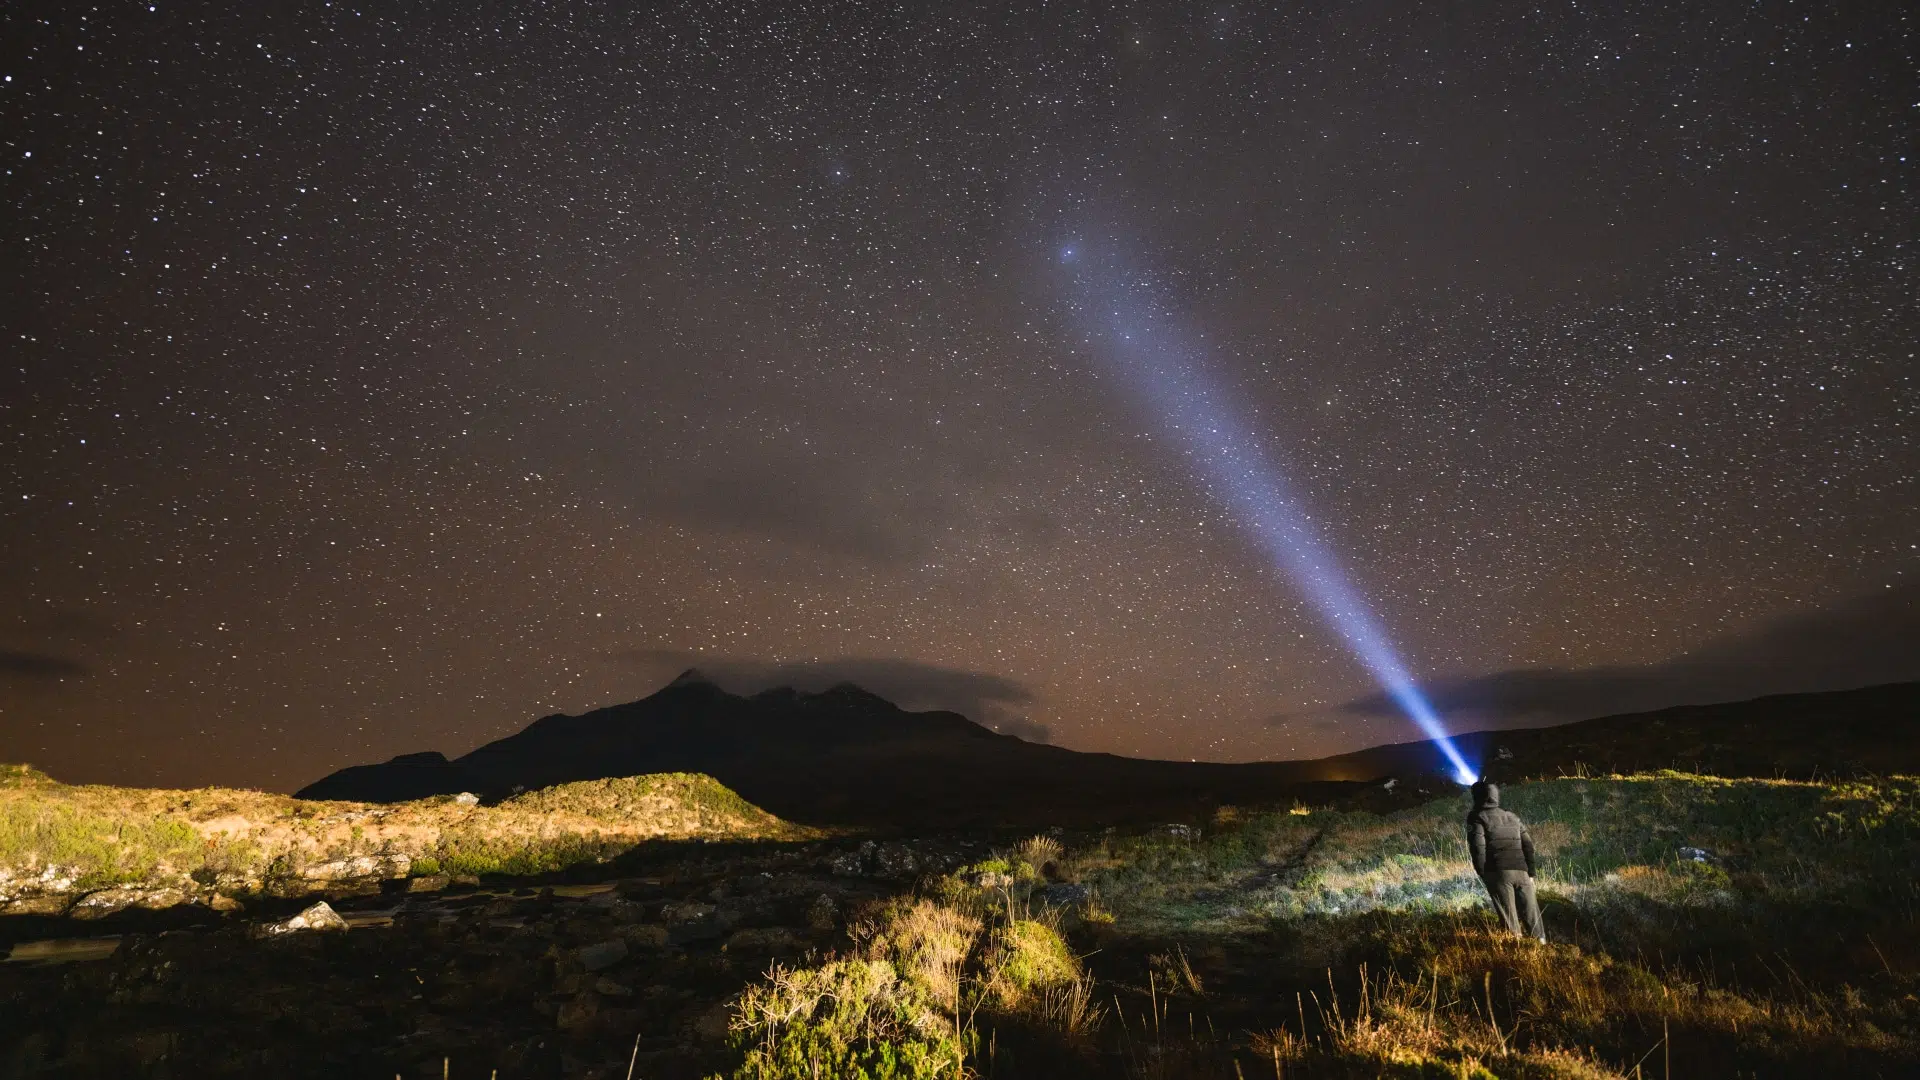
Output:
top-left (1064, 252), bottom-right (1477, 785)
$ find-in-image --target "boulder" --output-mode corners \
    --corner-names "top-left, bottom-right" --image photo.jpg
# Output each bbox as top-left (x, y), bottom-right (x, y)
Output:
top-left (874, 842), bottom-right (919, 878)
top-left (660, 901), bottom-right (716, 924)
top-left (805, 894), bottom-right (838, 931)
top-left (72, 885), bottom-right (187, 917)
top-left (724, 927), bottom-right (799, 954)
top-left (1040, 883), bottom-right (1090, 906)
top-left (301, 854), bottom-right (407, 881)
top-left (258, 901), bottom-right (350, 936)
top-left (555, 994), bottom-right (600, 1033)
top-left (617, 924), bottom-right (669, 949)
top-left (576, 939), bottom-right (629, 972)
top-left (829, 841), bottom-right (875, 876)
top-left (691, 1002), bottom-right (734, 1043)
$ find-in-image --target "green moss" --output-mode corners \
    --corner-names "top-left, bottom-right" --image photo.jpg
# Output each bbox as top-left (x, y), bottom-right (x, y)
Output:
top-left (984, 920), bottom-right (1077, 1008)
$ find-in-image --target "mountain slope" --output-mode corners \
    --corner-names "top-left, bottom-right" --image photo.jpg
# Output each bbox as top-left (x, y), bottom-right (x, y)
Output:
top-left (299, 672), bottom-right (1353, 827)
top-left (299, 676), bottom-right (1920, 828)
top-left (1312, 679), bottom-right (1920, 782)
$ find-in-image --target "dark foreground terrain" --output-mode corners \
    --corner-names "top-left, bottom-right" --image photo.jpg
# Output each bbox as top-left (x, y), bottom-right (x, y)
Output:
top-left (6, 773), bottom-right (1918, 1079)
top-left (0, 837), bottom-right (964, 1079)
top-left (7, 682), bottom-right (1919, 1078)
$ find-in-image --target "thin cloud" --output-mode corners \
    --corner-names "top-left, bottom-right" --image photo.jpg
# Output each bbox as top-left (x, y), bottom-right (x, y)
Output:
top-left (609, 650), bottom-right (1035, 724)
top-left (1337, 579), bottom-right (1920, 727)
top-left (0, 651), bottom-right (90, 680)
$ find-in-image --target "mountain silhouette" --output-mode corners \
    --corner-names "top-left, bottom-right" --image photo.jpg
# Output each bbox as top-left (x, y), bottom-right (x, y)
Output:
top-left (298, 675), bottom-right (1920, 828)
top-left (298, 672), bottom-right (1354, 826)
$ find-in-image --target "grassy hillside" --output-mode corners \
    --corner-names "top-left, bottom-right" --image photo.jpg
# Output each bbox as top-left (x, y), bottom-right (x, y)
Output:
top-left (1079, 772), bottom-right (1920, 932)
top-left (0, 765), bottom-right (807, 915)
top-left (1309, 681), bottom-right (1920, 783)
top-left (709, 773), bottom-right (1920, 1078)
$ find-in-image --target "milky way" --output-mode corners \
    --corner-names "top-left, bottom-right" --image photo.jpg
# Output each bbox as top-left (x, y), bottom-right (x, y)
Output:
top-left (2, 2), bottom-right (1913, 789)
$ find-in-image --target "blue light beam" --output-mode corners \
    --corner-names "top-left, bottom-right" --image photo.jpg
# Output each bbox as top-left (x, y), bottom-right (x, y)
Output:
top-left (1060, 249), bottom-right (1477, 785)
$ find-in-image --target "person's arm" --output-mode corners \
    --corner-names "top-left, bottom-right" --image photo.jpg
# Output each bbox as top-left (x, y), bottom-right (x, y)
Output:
top-left (1467, 816), bottom-right (1487, 876)
top-left (1520, 819), bottom-right (1537, 877)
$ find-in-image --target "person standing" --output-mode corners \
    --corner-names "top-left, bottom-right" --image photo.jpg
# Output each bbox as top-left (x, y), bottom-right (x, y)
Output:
top-left (1466, 780), bottom-right (1546, 942)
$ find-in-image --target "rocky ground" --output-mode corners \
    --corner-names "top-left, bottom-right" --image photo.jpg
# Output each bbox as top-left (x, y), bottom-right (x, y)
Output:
top-left (0, 836), bottom-right (982, 1079)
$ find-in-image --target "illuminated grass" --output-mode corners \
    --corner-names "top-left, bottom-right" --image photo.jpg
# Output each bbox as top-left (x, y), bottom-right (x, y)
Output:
top-left (0, 765), bottom-right (806, 902)
top-left (1068, 774), bottom-right (1920, 934)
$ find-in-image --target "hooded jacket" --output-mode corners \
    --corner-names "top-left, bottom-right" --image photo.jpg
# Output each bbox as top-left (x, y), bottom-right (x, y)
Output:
top-left (1466, 782), bottom-right (1536, 877)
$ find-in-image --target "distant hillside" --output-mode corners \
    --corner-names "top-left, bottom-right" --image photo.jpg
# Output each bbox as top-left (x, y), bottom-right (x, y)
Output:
top-left (1312, 680), bottom-right (1920, 783)
top-left (299, 675), bottom-right (1919, 829)
top-left (0, 766), bottom-right (799, 917)
top-left (299, 672), bottom-right (1361, 827)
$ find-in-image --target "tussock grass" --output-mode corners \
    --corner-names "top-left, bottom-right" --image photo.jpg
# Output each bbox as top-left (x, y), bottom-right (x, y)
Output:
top-left (1070, 774), bottom-right (1920, 935)
top-left (716, 836), bottom-right (1102, 1078)
top-left (1062, 774), bottom-right (1920, 1077)
top-left (707, 779), bottom-right (1920, 1077)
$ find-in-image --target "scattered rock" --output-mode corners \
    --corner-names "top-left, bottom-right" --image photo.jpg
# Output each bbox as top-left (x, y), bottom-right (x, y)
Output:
top-left (1040, 883), bottom-right (1090, 906)
top-left (405, 874), bottom-right (451, 893)
top-left (72, 885), bottom-right (187, 917)
top-left (724, 927), bottom-right (799, 953)
top-left (805, 894), bottom-right (838, 931)
top-left (691, 1001), bottom-right (733, 1043)
top-left (1680, 846), bottom-right (1719, 864)
top-left (301, 854), bottom-right (407, 881)
top-left (555, 994), bottom-right (600, 1033)
top-left (829, 841), bottom-right (875, 876)
top-left (617, 924), bottom-right (669, 949)
top-left (660, 901), bottom-right (716, 924)
top-left (593, 976), bottom-right (633, 997)
top-left (208, 893), bottom-right (244, 913)
top-left (971, 869), bottom-right (1012, 890)
top-left (599, 897), bottom-right (648, 921)
top-left (452, 792), bottom-right (480, 806)
top-left (257, 901), bottom-right (350, 936)
top-left (576, 939), bottom-right (629, 972)
top-left (874, 842), bottom-right (919, 878)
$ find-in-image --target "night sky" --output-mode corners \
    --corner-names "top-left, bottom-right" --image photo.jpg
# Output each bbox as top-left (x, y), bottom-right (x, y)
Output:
top-left (3, 2), bottom-right (1914, 792)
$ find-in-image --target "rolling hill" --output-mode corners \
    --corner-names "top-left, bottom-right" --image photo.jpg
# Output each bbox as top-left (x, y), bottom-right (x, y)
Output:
top-left (298, 673), bottom-right (1920, 828)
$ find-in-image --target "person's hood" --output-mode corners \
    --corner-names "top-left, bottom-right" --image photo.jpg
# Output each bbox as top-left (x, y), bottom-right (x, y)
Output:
top-left (1471, 781), bottom-right (1500, 809)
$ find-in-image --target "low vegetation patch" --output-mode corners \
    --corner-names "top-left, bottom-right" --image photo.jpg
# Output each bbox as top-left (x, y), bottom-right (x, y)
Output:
top-left (715, 855), bottom-right (1100, 1079)
top-left (708, 774), bottom-right (1920, 1077)
top-left (0, 766), bottom-right (807, 912)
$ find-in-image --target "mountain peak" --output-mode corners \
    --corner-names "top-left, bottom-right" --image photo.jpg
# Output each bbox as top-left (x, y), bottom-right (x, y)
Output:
top-left (666, 667), bottom-right (718, 689)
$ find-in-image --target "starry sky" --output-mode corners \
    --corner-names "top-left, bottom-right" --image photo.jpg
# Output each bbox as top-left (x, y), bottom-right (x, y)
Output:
top-left (3, 1), bottom-right (1914, 792)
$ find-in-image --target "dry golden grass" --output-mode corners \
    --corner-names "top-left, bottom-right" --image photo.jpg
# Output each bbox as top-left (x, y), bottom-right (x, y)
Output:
top-left (0, 765), bottom-right (806, 907)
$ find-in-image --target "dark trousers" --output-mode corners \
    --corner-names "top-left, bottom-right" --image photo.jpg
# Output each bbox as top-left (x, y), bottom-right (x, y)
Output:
top-left (1482, 870), bottom-right (1545, 942)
